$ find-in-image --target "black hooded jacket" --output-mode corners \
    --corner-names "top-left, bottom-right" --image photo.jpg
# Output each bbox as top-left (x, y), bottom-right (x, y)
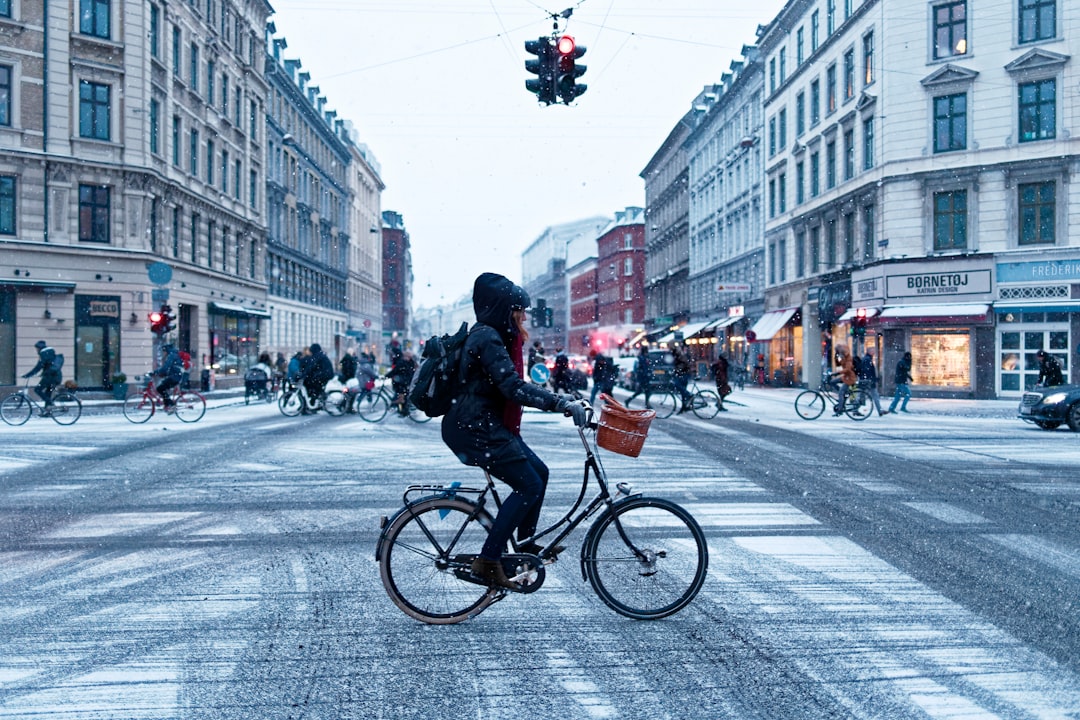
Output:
top-left (441, 273), bottom-right (562, 468)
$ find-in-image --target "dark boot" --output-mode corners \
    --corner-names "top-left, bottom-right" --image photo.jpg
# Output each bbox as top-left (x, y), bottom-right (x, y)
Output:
top-left (470, 556), bottom-right (520, 590)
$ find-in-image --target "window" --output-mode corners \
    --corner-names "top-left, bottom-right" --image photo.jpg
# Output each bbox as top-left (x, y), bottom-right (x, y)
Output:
top-left (843, 212), bottom-right (855, 262)
top-left (150, 4), bottom-right (160, 58)
top-left (0, 0), bottom-right (9, 17)
top-left (220, 149), bottom-right (228, 193)
top-left (172, 116), bottom-right (180, 165)
top-left (934, 1), bottom-right (968, 59)
top-left (206, 139), bottom-right (214, 184)
top-left (149, 98), bottom-right (160, 155)
top-left (810, 79), bottom-right (820, 125)
top-left (623, 283), bottom-right (633, 302)
top-left (0, 176), bottom-right (15, 235)
top-left (796, 27), bottom-right (805, 66)
top-left (79, 0), bottom-right (110, 39)
top-left (845, 0), bottom-right (853, 19)
top-left (796, 161), bottom-right (805, 204)
top-left (768, 179), bottom-right (776, 218)
top-left (826, 64), bottom-right (837, 114)
top-left (934, 190), bottom-right (967, 250)
top-left (796, 92), bottom-right (805, 136)
top-left (1019, 181), bottom-right (1055, 245)
top-left (190, 43), bottom-right (199, 92)
top-left (769, 116), bottom-right (776, 156)
top-left (191, 212), bottom-right (199, 263)
top-left (623, 257), bottom-right (633, 276)
top-left (779, 107), bottom-right (787, 149)
top-left (249, 100), bottom-right (257, 138)
top-left (249, 168), bottom-right (257, 208)
top-left (779, 47), bottom-right (787, 83)
top-left (843, 128), bottom-right (855, 180)
top-left (768, 243), bottom-right (776, 284)
top-left (1019, 0), bottom-right (1055, 44)
top-left (778, 237), bottom-right (787, 282)
top-left (934, 93), bottom-right (967, 152)
top-left (623, 233), bottom-right (633, 249)
top-left (1019, 79), bottom-right (1055, 142)
top-left (796, 231), bottom-right (806, 277)
top-left (826, 220), bottom-right (837, 267)
top-left (234, 87), bottom-right (241, 126)
top-left (778, 173), bottom-right (787, 213)
top-left (78, 184), bottom-right (110, 243)
top-left (207, 60), bottom-right (215, 104)
top-left (827, 0), bottom-right (836, 35)
top-left (810, 152), bottom-right (820, 197)
top-left (844, 50), bottom-right (855, 100)
top-left (826, 141), bottom-right (836, 189)
top-left (810, 226), bottom-right (821, 273)
top-left (189, 128), bottom-right (198, 175)
top-left (172, 206), bottom-right (180, 257)
top-left (221, 74), bottom-right (228, 115)
top-left (234, 159), bottom-right (241, 199)
top-left (769, 58), bottom-right (776, 94)
top-left (206, 219), bottom-right (215, 267)
top-left (863, 31), bottom-right (874, 85)
top-left (862, 205), bottom-right (875, 259)
top-left (78, 80), bottom-right (110, 140)
top-left (811, 11), bottom-right (820, 52)
top-left (0, 65), bottom-right (11, 127)
top-left (863, 116), bottom-right (875, 169)
top-left (172, 26), bottom-right (181, 75)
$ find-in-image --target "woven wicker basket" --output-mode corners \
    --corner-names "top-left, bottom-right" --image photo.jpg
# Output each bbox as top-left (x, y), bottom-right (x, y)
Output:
top-left (596, 393), bottom-right (655, 457)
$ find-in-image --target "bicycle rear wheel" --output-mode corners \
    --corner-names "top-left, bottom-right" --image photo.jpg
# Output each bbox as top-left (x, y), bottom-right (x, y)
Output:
top-left (279, 388), bottom-right (303, 417)
top-left (845, 388), bottom-right (872, 421)
top-left (123, 393), bottom-right (155, 423)
top-left (50, 391), bottom-right (82, 425)
top-left (651, 390), bottom-right (678, 419)
top-left (0, 394), bottom-right (31, 426)
top-left (356, 391), bottom-right (389, 422)
top-left (583, 496), bottom-right (708, 620)
top-left (378, 496), bottom-right (496, 624)
top-left (323, 390), bottom-right (347, 416)
top-left (690, 390), bottom-right (720, 419)
top-left (794, 390), bottom-right (827, 420)
top-left (174, 390), bottom-right (206, 423)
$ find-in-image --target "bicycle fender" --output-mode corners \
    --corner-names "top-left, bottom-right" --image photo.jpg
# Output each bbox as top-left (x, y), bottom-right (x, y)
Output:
top-left (374, 494), bottom-right (489, 563)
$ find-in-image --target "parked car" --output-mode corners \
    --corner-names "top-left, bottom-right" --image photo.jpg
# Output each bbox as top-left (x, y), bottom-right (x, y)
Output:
top-left (614, 357), bottom-right (637, 389)
top-left (1018, 384), bottom-right (1080, 431)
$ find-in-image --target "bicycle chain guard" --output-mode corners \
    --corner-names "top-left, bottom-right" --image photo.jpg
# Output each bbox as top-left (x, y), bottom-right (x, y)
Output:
top-left (451, 553), bottom-right (546, 594)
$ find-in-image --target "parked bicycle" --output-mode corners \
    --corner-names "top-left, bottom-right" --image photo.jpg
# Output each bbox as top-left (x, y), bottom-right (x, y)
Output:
top-left (794, 380), bottom-right (871, 421)
top-left (375, 398), bottom-right (708, 624)
top-left (354, 377), bottom-right (431, 423)
top-left (680, 378), bottom-right (722, 419)
top-left (0, 381), bottom-right (82, 426)
top-left (123, 377), bottom-right (206, 423)
top-left (278, 381), bottom-right (347, 417)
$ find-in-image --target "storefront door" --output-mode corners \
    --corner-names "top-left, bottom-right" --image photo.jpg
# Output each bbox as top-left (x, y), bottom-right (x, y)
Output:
top-left (75, 296), bottom-right (121, 389)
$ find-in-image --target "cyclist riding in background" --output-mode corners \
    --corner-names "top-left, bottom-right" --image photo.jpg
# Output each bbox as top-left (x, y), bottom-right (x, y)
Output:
top-left (22, 340), bottom-right (63, 409)
top-left (299, 343), bottom-right (335, 413)
top-left (153, 343), bottom-right (185, 413)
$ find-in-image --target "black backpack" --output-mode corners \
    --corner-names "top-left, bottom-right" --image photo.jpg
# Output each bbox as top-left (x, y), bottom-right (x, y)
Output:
top-left (409, 322), bottom-right (470, 417)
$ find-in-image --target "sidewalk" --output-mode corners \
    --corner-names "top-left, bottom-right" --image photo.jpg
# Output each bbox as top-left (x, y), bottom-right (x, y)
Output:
top-left (722, 385), bottom-right (1019, 419)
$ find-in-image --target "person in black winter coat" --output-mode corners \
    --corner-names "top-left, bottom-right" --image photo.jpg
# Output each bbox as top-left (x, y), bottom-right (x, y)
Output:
top-left (888, 351), bottom-right (914, 413)
top-left (153, 343), bottom-right (185, 410)
top-left (1035, 350), bottom-right (1065, 387)
top-left (23, 340), bottom-right (63, 406)
top-left (442, 272), bottom-right (585, 589)
top-left (300, 343), bottom-right (335, 411)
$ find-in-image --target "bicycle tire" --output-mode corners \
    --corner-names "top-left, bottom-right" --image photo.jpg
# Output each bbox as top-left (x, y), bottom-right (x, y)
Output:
top-left (690, 390), bottom-right (720, 419)
top-left (324, 390), bottom-right (347, 416)
top-left (123, 394), bottom-right (155, 423)
top-left (378, 496), bottom-right (496, 624)
top-left (174, 390), bottom-right (206, 423)
top-left (0, 394), bottom-right (31, 426)
top-left (582, 496), bottom-right (708, 620)
top-left (845, 387), bottom-right (872, 421)
top-left (651, 390), bottom-right (679, 419)
top-left (279, 388), bottom-right (303, 417)
top-left (794, 390), bottom-right (827, 420)
top-left (407, 400), bottom-right (432, 423)
top-left (356, 391), bottom-right (389, 422)
top-left (50, 391), bottom-right (82, 425)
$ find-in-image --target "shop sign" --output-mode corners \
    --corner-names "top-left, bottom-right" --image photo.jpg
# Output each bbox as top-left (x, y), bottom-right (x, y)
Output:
top-left (886, 269), bottom-right (991, 299)
top-left (716, 283), bottom-right (751, 293)
top-left (997, 259), bottom-right (1080, 284)
top-left (89, 300), bottom-right (119, 317)
top-left (852, 275), bottom-right (883, 304)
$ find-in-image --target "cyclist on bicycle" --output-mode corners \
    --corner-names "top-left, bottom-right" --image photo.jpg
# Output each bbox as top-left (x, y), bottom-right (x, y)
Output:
top-left (831, 345), bottom-right (857, 415)
top-left (441, 272), bottom-right (586, 590)
top-left (22, 340), bottom-right (63, 410)
top-left (299, 343), bottom-right (335, 413)
top-left (153, 343), bottom-right (185, 412)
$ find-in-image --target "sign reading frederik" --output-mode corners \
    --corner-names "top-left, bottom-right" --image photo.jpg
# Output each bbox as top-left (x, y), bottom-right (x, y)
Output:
top-left (886, 269), bottom-right (992, 299)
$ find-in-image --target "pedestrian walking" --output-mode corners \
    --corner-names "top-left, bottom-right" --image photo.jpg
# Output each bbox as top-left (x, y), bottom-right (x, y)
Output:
top-left (589, 351), bottom-right (617, 405)
top-left (710, 353), bottom-right (730, 412)
top-left (1035, 350), bottom-right (1065, 387)
top-left (625, 345), bottom-right (653, 409)
top-left (888, 351), bottom-right (914, 413)
top-left (859, 350), bottom-right (888, 416)
top-left (671, 344), bottom-right (694, 413)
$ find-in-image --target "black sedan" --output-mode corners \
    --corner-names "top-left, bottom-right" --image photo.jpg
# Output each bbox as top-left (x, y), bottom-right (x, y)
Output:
top-left (1018, 384), bottom-right (1080, 431)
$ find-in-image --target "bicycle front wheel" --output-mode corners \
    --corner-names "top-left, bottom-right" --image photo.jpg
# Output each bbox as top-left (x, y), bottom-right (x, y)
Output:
top-left (845, 388), bottom-right (872, 421)
top-left (174, 391), bottom-right (206, 423)
top-left (123, 393), bottom-right (155, 423)
top-left (323, 390), bottom-right (347, 416)
top-left (651, 390), bottom-right (679, 419)
top-left (583, 497), bottom-right (708, 620)
top-left (0, 394), bottom-right (32, 426)
top-left (355, 391), bottom-right (389, 422)
top-left (378, 497), bottom-right (496, 624)
top-left (279, 389), bottom-right (303, 417)
top-left (794, 390), bottom-right (827, 420)
top-left (50, 391), bottom-right (82, 425)
top-left (690, 390), bottom-right (720, 419)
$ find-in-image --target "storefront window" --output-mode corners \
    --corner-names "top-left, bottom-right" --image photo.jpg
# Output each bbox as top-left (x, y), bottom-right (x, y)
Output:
top-left (0, 288), bottom-right (13, 385)
top-left (911, 330), bottom-right (970, 389)
top-left (208, 310), bottom-right (262, 376)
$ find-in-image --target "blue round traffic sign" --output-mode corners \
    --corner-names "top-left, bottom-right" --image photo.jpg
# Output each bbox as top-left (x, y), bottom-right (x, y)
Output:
top-left (147, 262), bottom-right (173, 286)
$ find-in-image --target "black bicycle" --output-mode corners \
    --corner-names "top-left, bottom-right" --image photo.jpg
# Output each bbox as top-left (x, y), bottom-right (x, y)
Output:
top-left (0, 381), bottom-right (82, 426)
top-left (375, 400), bottom-right (709, 624)
top-left (794, 380), bottom-right (871, 420)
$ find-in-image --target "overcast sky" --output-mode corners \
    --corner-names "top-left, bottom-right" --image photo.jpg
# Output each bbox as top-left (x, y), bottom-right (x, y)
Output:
top-left (267, 0), bottom-right (788, 308)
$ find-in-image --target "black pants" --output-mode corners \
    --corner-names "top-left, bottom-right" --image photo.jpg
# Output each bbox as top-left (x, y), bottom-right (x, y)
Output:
top-left (481, 441), bottom-right (549, 560)
top-left (157, 378), bottom-right (179, 406)
top-left (34, 382), bottom-right (57, 405)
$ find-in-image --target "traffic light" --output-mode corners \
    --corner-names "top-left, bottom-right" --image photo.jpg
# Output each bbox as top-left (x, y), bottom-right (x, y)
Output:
top-left (160, 304), bottom-right (177, 334)
top-left (149, 310), bottom-right (166, 335)
top-left (525, 37), bottom-right (556, 105)
top-left (554, 35), bottom-right (587, 104)
top-left (852, 308), bottom-right (868, 337)
top-left (544, 306), bottom-right (553, 328)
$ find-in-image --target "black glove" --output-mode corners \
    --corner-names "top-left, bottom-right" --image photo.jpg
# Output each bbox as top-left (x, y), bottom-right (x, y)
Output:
top-left (555, 398), bottom-right (587, 427)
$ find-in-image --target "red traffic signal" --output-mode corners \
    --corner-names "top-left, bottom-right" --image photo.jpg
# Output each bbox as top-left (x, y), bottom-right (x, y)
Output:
top-left (556, 35), bottom-right (576, 55)
top-left (554, 35), bottom-right (587, 104)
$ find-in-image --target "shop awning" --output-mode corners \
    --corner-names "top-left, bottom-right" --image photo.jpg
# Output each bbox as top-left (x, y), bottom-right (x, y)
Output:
top-left (747, 307), bottom-right (798, 341)
top-left (995, 301), bottom-right (1080, 314)
top-left (837, 307), bottom-right (880, 321)
top-left (209, 301), bottom-right (272, 319)
top-left (0, 279), bottom-right (76, 291)
top-left (712, 315), bottom-right (744, 329)
top-left (878, 303), bottom-right (990, 323)
top-left (626, 330), bottom-right (648, 347)
top-left (673, 320), bottom-right (713, 340)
